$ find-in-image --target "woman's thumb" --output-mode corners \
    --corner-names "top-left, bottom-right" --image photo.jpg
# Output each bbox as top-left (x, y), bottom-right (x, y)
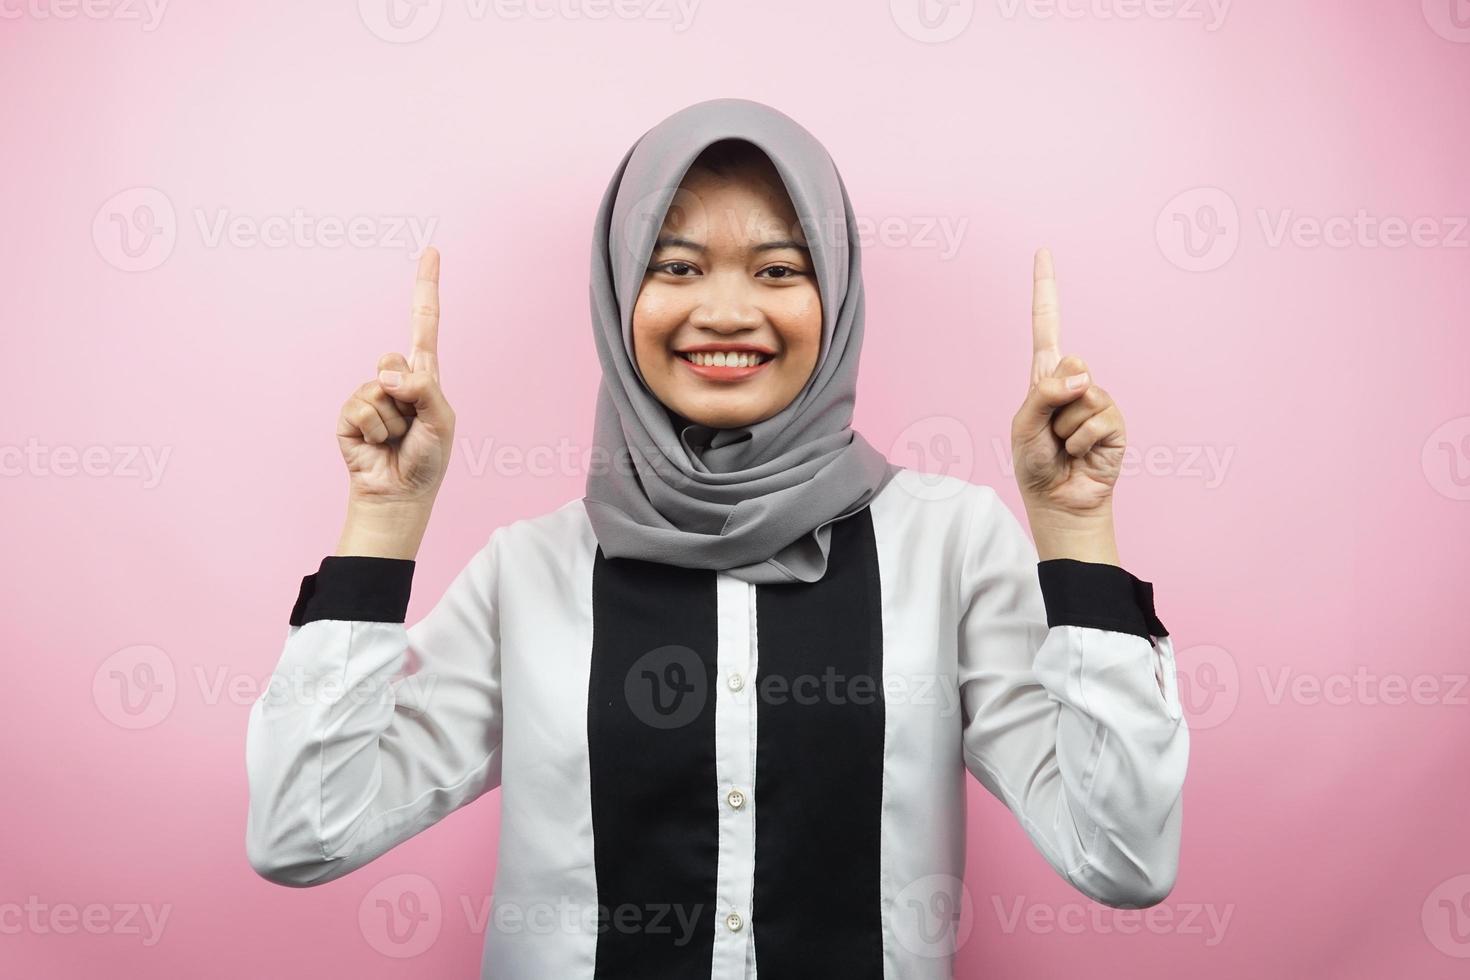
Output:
top-left (378, 369), bottom-right (450, 427)
top-left (1014, 373), bottom-right (1090, 437)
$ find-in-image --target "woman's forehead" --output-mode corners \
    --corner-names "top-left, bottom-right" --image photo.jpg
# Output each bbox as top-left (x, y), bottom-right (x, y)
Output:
top-left (661, 168), bottom-right (805, 242)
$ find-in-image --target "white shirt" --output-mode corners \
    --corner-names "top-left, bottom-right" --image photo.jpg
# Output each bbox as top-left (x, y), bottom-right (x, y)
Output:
top-left (245, 470), bottom-right (1189, 979)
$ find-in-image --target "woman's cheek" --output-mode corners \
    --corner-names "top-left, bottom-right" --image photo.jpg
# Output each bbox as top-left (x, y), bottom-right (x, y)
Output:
top-left (631, 294), bottom-right (678, 365)
top-left (780, 290), bottom-right (822, 363)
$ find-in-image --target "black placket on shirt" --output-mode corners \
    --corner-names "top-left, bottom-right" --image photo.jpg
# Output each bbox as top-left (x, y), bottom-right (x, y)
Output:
top-left (752, 506), bottom-right (887, 979)
top-left (587, 550), bottom-right (720, 979)
top-left (584, 507), bottom-right (888, 980)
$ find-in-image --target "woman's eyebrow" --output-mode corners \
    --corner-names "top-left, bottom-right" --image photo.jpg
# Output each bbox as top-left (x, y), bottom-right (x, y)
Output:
top-left (654, 235), bottom-right (811, 253)
top-left (754, 238), bottom-right (811, 253)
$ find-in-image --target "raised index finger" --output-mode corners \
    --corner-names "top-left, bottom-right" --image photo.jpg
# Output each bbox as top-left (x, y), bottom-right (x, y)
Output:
top-left (1031, 246), bottom-right (1061, 385)
top-left (410, 246), bottom-right (440, 374)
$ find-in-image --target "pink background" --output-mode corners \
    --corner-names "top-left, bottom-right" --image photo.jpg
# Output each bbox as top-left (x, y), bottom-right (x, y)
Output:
top-left (4, 1), bottom-right (1469, 976)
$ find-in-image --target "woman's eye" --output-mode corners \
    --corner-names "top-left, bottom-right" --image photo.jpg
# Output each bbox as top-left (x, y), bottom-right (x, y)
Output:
top-left (759, 264), bottom-right (803, 280)
top-left (655, 261), bottom-right (697, 277)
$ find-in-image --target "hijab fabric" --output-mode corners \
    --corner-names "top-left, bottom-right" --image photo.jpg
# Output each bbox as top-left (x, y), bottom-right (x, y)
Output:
top-left (583, 98), bottom-right (901, 585)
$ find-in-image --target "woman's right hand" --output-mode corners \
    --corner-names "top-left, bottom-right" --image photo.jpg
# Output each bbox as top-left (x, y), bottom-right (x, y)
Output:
top-left (334, 247), bottom-right (456, 556)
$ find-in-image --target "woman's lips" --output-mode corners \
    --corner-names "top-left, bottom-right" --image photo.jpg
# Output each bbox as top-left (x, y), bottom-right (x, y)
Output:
top-left (676, 353), bottom-right (772, 382)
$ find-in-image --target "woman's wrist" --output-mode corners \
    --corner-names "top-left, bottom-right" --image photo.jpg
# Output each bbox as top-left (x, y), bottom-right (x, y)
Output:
top-left (1022, 501), bottom-right (1120, 565)
top-left (336, 498), bottom-right (433, 559)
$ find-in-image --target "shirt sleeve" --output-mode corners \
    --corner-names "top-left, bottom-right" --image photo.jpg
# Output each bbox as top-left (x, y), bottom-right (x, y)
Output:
top-left (956, 485), bottom-right (1189, 908)
top-left (245, 530), bottom-right (505, 887)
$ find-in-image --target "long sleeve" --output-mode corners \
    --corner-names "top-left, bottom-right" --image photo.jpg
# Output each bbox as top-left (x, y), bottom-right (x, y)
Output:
top-left (245, 530), bottom-right (506, 887)
top-left (957, 485), bottom-right (1189, 909)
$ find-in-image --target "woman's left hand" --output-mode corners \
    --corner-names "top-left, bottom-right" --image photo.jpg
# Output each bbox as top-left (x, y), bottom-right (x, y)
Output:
top-left (1010, 248), bottom-right (1126, 523)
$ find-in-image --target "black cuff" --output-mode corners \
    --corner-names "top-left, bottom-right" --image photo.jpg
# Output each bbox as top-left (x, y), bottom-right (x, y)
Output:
top-left (1036, 558), bottom-right (1168, 640)
top-left (289, 556), bottom-right (416, 627)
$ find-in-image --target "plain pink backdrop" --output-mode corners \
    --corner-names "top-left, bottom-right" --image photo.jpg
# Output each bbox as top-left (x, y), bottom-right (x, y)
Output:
top-left (4, 1), bottom-right (1469, 977)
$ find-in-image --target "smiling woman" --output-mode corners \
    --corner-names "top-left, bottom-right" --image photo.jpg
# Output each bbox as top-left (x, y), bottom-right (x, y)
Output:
top-left (632, 138), bottom-right (823, 429)
top-left (246, 97), bottom-right (1187, 980)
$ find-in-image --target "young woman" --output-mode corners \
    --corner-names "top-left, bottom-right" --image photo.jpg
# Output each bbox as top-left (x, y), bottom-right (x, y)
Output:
top-left (246, 98), bottom-right (1188, 980)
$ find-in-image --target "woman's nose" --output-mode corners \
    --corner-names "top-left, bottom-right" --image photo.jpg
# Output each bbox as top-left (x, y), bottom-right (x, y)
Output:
top-left (687, 276), bottom-right (763, 332)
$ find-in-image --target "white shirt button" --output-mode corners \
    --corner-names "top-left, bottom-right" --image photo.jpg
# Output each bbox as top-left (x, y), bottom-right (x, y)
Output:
top-left (726, 788), bottom-right (746, 810)
top-left (727, 673), bottom-right (744, 692)
top-left (725, 911), bottom-right (744, 932)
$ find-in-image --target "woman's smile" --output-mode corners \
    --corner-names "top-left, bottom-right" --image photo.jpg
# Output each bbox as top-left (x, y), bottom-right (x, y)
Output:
top-left (675, 344), bottom-right (776, 383)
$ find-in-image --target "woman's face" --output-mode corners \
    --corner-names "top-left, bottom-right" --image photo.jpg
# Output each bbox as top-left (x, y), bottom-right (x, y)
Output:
top-left (632, 158), bottom-right (822, 429)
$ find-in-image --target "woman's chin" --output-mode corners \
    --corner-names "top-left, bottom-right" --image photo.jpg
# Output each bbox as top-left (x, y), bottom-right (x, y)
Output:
top-left (672, 397), bottom-right (778, 430)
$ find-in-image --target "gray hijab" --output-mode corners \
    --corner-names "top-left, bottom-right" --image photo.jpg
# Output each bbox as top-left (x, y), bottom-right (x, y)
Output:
top-left (583, 97), bottom-right (900, 585)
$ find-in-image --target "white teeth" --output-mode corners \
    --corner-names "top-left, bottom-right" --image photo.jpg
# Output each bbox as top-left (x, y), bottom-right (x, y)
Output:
top-left (683, 351), bottom-right (768, 367)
